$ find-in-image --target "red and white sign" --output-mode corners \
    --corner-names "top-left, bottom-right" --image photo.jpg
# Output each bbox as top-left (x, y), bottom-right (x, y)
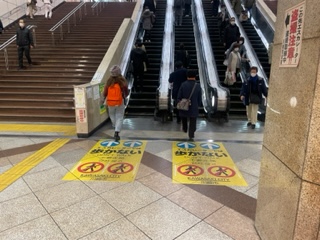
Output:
top-left (279, 2), bottom-right (305, 67)
top-left (76, 109), bottom-right (87, 123)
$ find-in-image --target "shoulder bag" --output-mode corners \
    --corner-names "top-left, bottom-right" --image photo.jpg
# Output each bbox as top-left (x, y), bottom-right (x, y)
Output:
top-left (177, 83), bottom-right (197, 111)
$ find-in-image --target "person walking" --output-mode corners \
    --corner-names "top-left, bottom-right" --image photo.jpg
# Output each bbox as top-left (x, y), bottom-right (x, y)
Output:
top-left (184, 0), bottom-right (191, 17)
top-left (240, 66), bottom-right (268, 129)
top-left (169, 61), bottom-right (188, 123)
top-left (217, 4), bottom-right (228, 43)
top-left (27, 0), bottom-right (38, 19)
top-left (43, 0), bottom-right (53, 19)
top-left (223, 17), bottom-right (240, 50)
top-left (103, 65), bottom-right (129, 142)
top-left (211, 0), bottom-right (220, 17)
top-left (243, 0), bottom-right (256, 18)
top-left (141, 6), bottom-right (155, 42)
top-left (144, 0), bottom-right (156, 13)
top-left (174, 0), bottom-right (184, 26)
top-left (130, 41), bottom-right (149, 92)
top-left (16, 19), bottom-right (34, 70)
top-left (177, 70), bottom-right (201, 141)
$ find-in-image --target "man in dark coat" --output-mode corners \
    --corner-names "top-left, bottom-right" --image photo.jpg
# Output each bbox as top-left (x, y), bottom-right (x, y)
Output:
top-left (240, 66), bottom-right (268, 129)
top-left (143, 0), bottom-right (156, 13)
top-left (177, 70), bottom-right (201, 141)
top-left (184, 0), bottom-right (191, 17)
top-left (223, 17), bottom-right (240, 50)
top-left (130, 41), bottom-right (149, 92)
top-left (169, 61), bottom-right (187, 123)
top-left (16, 19), bottom-right (34, 70)
top-left (0, 19), bottom-right (3, 34)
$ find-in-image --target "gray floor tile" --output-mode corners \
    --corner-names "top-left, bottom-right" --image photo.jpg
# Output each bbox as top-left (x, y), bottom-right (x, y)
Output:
top-left (23, 166), bottom-right (68, 192)
top-left (127, 198), bottom-right (200, 240)
top-left (0, 193), bottom-right (47, 232)
top-left (245, 184), bottom-right (259, 199)
top-left (175, 221), bottom-right (233, 240)
top-left (138, 171), bottom-right (184, 196)
top-left (0, 138), bottom-right (34, 150)
top-left (167, 187), bottom-right (223, 219)
top-left (0, 179), bottom-right (32, 203)
top-left (52, 149), bottom-right (87, 167)
top-left (223, 143), bottom-right (262, 162)
top-left (145, 141), bottom-right (171, 154)
top-left (236, 158), bottom-right (261, 177)
top-left (100, 181), bottom-right (162, 215)
top-left (51, 196), bottom-right (122, 240)
top-left (25, 156), bottom-right (62, 175)
top-left (34, 181), bottom-right (96, 213)
top-left (83, 181), bottom-right (128, 194)
top-left (79, 218), bottom-right (150, 240)
top-left (135, 163), bottom-right (156, 180)
top-left (229, 172), bottom-right (259, 193)
top-left (0, 215), bottom-right (67, 240)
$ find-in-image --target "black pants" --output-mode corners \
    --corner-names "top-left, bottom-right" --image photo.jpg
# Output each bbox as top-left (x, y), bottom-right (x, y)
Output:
top-left (181, 117), bottom-right (197, 138)
top-left (184, 4), bottom-right (191, 16)
top-left (174, 99), bottom-right (181, 123)
top-left (144, 30), bottom-right (151, 41)
top-left (18, 45), bottom-right (32, 67)
top-left (133, 70), bottom-right (144, 92)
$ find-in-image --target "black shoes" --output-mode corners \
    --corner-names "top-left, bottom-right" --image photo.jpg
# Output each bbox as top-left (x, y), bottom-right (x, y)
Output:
top-left (114, 132), bottom-right (120, 142)
top-left (247, 122), bottom-right (252, 127)
top-left (251, 124), bottom-right (256, 129)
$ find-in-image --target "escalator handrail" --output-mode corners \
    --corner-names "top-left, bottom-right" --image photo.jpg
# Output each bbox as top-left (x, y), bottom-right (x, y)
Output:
top-left (224, 0), bottom-right (269, 87)
top-left (157, 0), bottom-right (175, 110)
top-left (193, 0), bottom-right (229, 112)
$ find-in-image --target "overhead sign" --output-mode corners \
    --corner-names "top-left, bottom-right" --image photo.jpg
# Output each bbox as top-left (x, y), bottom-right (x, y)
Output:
top-left (63, 140), bottom-right (146, 182)
top-left (172, 142), bottom-right (247, 186)
top-left (280, 1), bottom-right (305, 67)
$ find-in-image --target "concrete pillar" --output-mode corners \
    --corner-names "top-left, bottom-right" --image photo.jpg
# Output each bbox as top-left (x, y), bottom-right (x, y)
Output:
top-left (255, 0), bottom-right (320, 239)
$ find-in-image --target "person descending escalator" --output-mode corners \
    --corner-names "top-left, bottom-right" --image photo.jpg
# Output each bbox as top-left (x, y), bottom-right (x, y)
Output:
top-left (211, 0), bottom-right (220, 17)
top-left (174, 0), bottom-right (184, 26)
top-left (175, 43), bottom-right (191, 69)
top-left (223, 17), bottom-right (240, 50)
top-left (141, 6), bottom-right (155, 43)
top-left (184, 0), bottom-right (191, 17)
top-left (217, 4), bottom-right (229, 43)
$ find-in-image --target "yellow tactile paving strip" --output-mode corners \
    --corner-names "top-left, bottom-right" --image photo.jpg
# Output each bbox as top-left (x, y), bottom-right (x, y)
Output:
top-left (0, 124), bottom-right (76, 136)
top-left (0, 138), bottom-right (70, 192)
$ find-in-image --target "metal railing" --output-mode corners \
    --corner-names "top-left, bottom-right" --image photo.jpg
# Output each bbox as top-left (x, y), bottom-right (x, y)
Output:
top-left (0, 25), bottom-right (37, 71)
top-left (49, 2), bottom-right (87, 45)
top-left (91, 1), bottom-right (107, 16)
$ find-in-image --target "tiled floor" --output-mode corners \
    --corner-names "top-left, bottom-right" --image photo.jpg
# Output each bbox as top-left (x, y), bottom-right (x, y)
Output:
top-left (0, 118), bottom-right (263, 240)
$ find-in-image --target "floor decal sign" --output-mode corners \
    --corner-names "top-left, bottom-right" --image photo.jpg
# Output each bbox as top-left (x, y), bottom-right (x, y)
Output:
top-left (63, 140), bottom-right (146, 182)
top-left (172, 142), bottom-right (247, 186)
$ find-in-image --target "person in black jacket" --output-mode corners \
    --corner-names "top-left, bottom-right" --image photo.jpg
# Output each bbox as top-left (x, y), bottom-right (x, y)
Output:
top-left (175, 43), bottom-right (190, 68)
top-left (184, 0), bottom-right (191, 17)
top-left (240, 66), bottom-right (268, 129)
top-left (16, 19), bottom-right (34, 70)
top-left (130, 41), bottom-right (149, 92)
top-left (223, 17), bottom-right (240, 50)
top-left (169, 61), bottom-right (187, 123)
top-left (177, 70), bottom-right (201, 141)
top-left (0, 19), bottom-right (3, 34)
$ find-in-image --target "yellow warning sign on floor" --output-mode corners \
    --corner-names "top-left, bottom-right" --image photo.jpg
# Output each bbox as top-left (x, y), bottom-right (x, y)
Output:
top-left (63, 140), bottom-right (146, 182)
top-left (172, 142), bottom-right (247, 186)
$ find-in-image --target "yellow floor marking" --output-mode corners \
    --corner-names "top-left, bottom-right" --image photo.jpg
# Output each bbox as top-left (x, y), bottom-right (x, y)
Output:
top-left (172, 141), bottom-right (247, 186)
top-left (0, 124), bottom-right (76, 136)
top-left (0, 138), bottom-right (70, 192)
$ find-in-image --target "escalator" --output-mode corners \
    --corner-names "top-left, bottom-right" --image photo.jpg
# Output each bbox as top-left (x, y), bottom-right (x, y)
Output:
top-left (241, 21), bottom-right (271, 78)
top-left (203, 0), bottom-right (246, 117)
top-left (125, 0), bottom-right (167, 117)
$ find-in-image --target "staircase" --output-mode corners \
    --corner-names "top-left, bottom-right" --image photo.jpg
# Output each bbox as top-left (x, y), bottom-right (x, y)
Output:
top-left (0, 2), bottom-right (136, 122)
top-left (241, 20), bottom-right (271, 79)
top-left (203, 0), bottom-right (246, 118)
top-left (125, 0), bottom-right (166, 117)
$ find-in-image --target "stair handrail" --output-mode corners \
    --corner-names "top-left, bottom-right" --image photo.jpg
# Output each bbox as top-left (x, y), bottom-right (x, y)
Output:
top-left (224, 0), bottom-right (269, 87)
top-left (193, 0), bottom-right (229, 114)
top-left (49, 1), bottom-right (87, 45)
top-left (0, 25), bottom-right (37, 71)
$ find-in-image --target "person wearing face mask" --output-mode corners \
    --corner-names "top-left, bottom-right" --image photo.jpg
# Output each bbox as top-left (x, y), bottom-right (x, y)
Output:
top-left (16, 19), bottom-right (34, 70)
top-left (225, 37), bottom-right (248, 60)
top-left (223, 17), bottom-right (240, 50)
top-left (217, 5), bottom-right (228, 43)
top-left (225, 43), bottom-right (241, 85)
top-left (240, 66), bottom-right (268, 129)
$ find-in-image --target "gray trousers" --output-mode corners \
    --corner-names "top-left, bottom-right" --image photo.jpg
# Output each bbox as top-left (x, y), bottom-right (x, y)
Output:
top-left (108, 103), bottom-right (125, 132)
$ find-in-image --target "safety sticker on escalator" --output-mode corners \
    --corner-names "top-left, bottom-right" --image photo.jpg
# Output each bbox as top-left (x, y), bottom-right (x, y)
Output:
top-left (172, 142), bottom-right (247, 186)
top-left (62, 140), bottom-right (146, 182)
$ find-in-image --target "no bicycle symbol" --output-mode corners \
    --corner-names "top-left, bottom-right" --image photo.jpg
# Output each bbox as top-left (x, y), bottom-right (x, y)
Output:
top-left (107, 163), bottom-right (134, 174)
top-left (177, 164), bottom-right (204, 176)
top-left (78, 162), bottom-right (104, 173)
top-left (208, 166), bottom-right (236, 178)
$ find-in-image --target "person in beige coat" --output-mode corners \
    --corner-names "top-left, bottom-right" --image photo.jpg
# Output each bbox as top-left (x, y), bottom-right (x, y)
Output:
top-left (43, 0), bottom-right (53, 19)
